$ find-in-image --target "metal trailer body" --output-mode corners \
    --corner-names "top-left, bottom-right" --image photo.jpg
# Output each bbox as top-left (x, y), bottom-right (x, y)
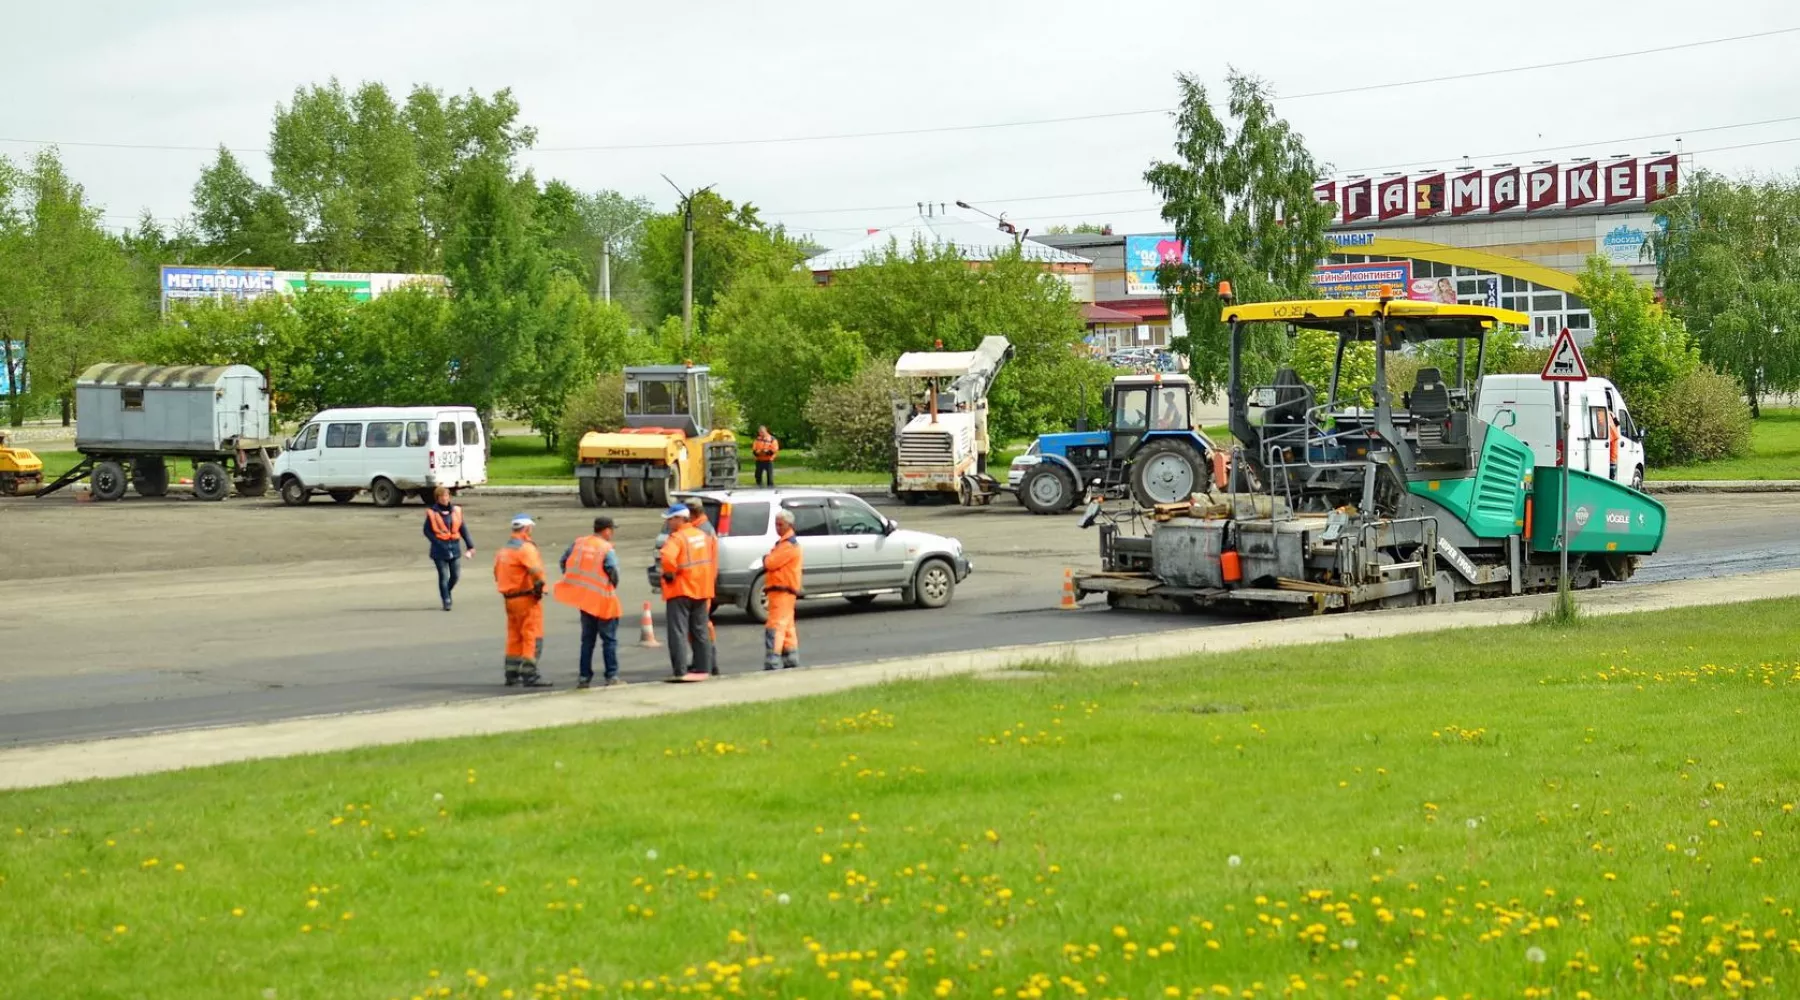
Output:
top-left (36, 363), bottom-right (278, 501)
top-left (891, 336), bottom-right (1014, 506)
top-left (1074, 297), bottom-right (1666, 616)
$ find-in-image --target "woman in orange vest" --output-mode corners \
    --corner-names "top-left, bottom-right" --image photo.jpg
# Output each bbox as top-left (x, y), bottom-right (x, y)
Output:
top-left (762, 508), bottom-right (803, 670)
top-left (752, 425), bottom-right (780, 487)
top-left (493, 514), bottom-right (551, 688)
top-left (423, 486), bottom-right (474, 611)
top-left (554, 516), bottom-right (623, 689)
top-left (659, 504), bottom-right (716, 681)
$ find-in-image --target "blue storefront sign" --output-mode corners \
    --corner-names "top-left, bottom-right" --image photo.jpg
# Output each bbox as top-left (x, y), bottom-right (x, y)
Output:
top-left (160, 266), bottom-right (280, 306)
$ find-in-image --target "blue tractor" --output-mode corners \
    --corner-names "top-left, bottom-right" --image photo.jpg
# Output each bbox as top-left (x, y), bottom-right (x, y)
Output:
top-left (1013, 373), bottom-right (1217, 514)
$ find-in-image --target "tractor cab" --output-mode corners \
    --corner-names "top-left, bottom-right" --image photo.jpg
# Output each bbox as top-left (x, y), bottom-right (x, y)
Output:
top-left (623, 365), bottom-right (715, 438)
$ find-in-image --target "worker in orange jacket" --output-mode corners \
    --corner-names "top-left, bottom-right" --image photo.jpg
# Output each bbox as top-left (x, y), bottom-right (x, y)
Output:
top-left (752, 426), bottom-right (780, 487)
top-left (493, 513), bottom-right (552, 688)
top-left (762, 508), bottom-right (803, 671)
top-left (684, 497), bottom-right (721, 671)
top-left (554, 516), bottom-right (622, 689)
top-left (659, 503), bottom-right (716, 681)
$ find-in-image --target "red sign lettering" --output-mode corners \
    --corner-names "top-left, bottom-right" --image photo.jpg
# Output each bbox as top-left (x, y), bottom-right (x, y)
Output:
top-left (1488, 168), bottom-right (1521, 213)
top-left (1565, 161), bottom-right (1598, 209)
top-left (1644, 154), bottom-right (1679, 203)
top-left (1377, 176), bottom-right (1409, 221)
top-left (1526, 164), bottom-right (1560, 212)
top-left (1604, 158), bottom-right (1639, 206)
top-left (1449, 170), bottom-right (1483, 216)
top-left (1413, 173), bottom-right (1445, 218)
top-left (1342, 179), bottom-right (1372, 222)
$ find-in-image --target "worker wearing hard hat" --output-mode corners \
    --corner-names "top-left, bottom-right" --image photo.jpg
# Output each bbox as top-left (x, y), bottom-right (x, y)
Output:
top-left (493, 513), bottom-right (552, 688)
top-left (684, 496), bottom-right (722, 672)
top-left (752, 426), bottom-right (780, 486)
top-left (762, 508), bottom-right (803, 671)
top-left (659, 503), bottom-right (716, 681)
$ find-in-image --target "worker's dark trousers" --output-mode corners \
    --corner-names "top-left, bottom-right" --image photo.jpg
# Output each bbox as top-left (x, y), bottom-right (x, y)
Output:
top-left (665, 597), bottom-right (715, 676)
top-left (433, 555), bottom-right (461, 605)
top-left (755, 460), bottom-right (774, 486)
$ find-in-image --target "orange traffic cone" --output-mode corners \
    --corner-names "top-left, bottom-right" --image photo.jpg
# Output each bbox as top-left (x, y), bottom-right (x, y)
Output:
top-left (637, 601), bottom-right (661, 647)
top-left (1059, 568), bottom-right (1080, 610)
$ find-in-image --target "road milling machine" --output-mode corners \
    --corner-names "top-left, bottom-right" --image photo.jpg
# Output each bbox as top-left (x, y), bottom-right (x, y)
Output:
top-left (1073, 290), bottom-right (1666, 615)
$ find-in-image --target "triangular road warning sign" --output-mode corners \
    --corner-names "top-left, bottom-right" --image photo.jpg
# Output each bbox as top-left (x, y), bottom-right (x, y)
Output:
top-left (1541, 327), bottom-right (1589, 381)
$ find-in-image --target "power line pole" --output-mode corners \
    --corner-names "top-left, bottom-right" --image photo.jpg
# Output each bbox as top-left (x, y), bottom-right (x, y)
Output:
top-left (599, 240), bottom-right (611, 304)
top-left (662, 175), bottom-right (714, 354)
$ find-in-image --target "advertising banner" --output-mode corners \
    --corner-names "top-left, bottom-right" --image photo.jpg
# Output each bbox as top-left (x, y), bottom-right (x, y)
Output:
top-left (1311, 261), bottom-right (1434, 300)
top-left (0, 346), bottom-right (25, 395)
top-left (1596, 217), bottom-right (1657, 266)
top-left (162, 266), bottom-right (447, 311)
top-left (1124, 234), bottom-right (1190, 296)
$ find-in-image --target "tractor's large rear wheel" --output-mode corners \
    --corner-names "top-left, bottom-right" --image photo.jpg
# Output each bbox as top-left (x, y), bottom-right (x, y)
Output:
top-left (1131, 439), bottom-right (1206, 508)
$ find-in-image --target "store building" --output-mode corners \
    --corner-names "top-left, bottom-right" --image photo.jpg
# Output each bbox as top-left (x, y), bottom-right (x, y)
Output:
top-left (1312, 154), bottom-right (1681, 346)
top-left (1034, 231), bottom-right (1187, 352)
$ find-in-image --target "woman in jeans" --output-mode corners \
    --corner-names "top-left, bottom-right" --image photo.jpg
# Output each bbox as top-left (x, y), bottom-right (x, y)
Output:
top-left (423, 486), bottom-right (475, 610)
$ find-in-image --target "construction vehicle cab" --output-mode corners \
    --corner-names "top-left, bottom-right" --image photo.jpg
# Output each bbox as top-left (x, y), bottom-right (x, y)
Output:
top-left (0, 430), bottom-right (44, 497)
top-left (1015, 371), bottom-right (1217, 515)
top-left (575, 364), bottom-right (739, 508)
top-left (891, 336), bottom-right (1013, 506)
top-left (1075, 292), bottom-right (1665, 614)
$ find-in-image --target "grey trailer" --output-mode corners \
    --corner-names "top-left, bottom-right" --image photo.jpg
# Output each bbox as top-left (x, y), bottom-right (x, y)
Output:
top-left (38, 363), bottom-right (280, 502)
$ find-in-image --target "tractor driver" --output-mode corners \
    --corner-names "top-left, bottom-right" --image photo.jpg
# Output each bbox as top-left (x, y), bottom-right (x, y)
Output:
top-left (1154, 388), bottom-right (1186, 430)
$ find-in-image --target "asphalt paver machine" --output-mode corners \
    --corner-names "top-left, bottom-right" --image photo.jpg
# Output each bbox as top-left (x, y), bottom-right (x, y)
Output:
top-left (1074, 292), bottom-right (1666, 614)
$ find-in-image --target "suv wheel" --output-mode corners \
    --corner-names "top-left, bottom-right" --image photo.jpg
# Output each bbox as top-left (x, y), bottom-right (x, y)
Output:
top-left (742, 574), bottom-right (771, 624)
top-left (911, 558), bottom-right (955, 609)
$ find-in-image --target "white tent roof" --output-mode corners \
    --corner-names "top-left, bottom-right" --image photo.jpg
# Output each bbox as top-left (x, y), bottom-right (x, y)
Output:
top-left (804, 214), bottom-right (1091, 272)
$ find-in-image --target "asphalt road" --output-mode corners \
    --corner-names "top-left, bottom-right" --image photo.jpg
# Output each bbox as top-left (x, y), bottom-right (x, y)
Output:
top-left (2, 490), bottom-right (1797, 748)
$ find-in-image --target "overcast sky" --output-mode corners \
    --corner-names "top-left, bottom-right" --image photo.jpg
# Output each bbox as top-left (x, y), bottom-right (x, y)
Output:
top-left (5, 0), bottom-right (1798, 250)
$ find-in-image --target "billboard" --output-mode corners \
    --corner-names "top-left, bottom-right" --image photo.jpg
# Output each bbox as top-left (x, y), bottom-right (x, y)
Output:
top-left (1124, 234), bottom-right (1190, 296)
top-left (1596, 217), bottom-right (1658, 266)
top-left (1315, 154), bottom-right (1680, 223)
top-left (160, 266), bottom-right (447, 311)
top-left (0, 346), bottom-right (24, 396)
top-left (1311, 261), bottom-right (1439, 301)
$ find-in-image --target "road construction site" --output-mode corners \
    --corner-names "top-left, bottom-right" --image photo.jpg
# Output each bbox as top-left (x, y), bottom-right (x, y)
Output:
top-left (4, 488), bottom-right (1800, 750)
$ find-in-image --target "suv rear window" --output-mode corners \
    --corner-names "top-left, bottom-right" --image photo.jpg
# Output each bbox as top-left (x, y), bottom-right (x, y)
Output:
top-left (725, 501), bottom-right (770, 537)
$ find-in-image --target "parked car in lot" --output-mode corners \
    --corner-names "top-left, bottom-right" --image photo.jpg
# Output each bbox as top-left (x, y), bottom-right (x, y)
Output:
top-left (647, 488), bottom-right (973, 622)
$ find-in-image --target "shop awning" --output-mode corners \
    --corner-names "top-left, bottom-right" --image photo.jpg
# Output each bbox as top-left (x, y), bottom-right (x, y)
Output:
top-left (1082, 303), bottom-right (1140, 324)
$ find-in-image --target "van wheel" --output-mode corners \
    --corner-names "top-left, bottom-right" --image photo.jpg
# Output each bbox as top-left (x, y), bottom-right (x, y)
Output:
top-left (369, 478), bottom-right (403, 508)
top-left (330, 490), bottom-right (356, 504)
top-left (911, 558), bottom-right (955, 609)
top-left (279, 477), bottom-right (311, 506)
top-left (414, 488), bottom-right (435, 504)
top-left (1631, 466), bottom-right (1644, 491)
top-left (742, 574), bottom-right (770, 624)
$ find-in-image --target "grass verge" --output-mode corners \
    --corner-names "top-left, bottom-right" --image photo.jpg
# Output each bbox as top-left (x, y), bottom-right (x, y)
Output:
top-left (1649, 409), bottom-right (1800, 481)
top-left (5, 600), bottom-right (1800, 998)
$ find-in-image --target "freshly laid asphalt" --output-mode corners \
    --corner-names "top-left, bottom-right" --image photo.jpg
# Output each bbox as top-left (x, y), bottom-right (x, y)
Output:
top-left (3, 491), bottom-right (1800, 748)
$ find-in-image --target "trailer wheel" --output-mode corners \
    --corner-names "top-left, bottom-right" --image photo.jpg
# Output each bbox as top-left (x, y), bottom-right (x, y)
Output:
top-left (1020, 463), bottom-right (1076, 515)
top-left (192, 462), bottom-right (230, 502)
top-left (235, 465), bottom-right (269, 498)
top-left (1131, 439), bottom-right (1206, 507)
top-left (91, 460), bottom-right (128, 502)
top-left (279, 477), bottom-right (311, 506)
top-left (623, 477), bottom-right (648, 507)
top-left (369, 477), bottom-right (403, 508)
top-left (131, 456), bottom-right (168, 498)
top-left (577, 476), bottom-right (600, 508)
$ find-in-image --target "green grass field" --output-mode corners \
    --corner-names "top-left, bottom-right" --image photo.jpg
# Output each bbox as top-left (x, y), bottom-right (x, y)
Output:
top-left (5, 600), bottom-right (1798, 999)
top-left (1650, 409), bottom-right (1800, 481)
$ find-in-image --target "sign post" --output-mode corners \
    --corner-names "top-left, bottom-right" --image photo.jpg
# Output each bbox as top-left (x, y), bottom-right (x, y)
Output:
top-left (1541, 327), bottom-right (1590, 593)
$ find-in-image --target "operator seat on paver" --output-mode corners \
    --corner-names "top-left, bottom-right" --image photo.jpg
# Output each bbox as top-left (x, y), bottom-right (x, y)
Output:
top-left (1410, 367), bottom-right (1467, 467)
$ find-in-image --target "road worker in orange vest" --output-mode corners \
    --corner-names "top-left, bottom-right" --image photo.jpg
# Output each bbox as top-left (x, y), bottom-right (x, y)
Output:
top-left (493, 513), bottom-right (552, 688)
top-left (554, 516), bottom-right (623, 689)
top-left (423, 486), bottom-right (474, 611)
top-left (659, 503), bottom-right (716, 681)
top-left (684, 497), bottom-right (722, 671)
top-left (762, 508), bottom-right (803, 671)
top-left (752, 425), bottom-right (781, 487)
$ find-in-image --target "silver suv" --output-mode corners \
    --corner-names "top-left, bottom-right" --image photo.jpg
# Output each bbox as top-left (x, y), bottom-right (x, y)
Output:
top-left (647, 488), bottom-right (973, 622)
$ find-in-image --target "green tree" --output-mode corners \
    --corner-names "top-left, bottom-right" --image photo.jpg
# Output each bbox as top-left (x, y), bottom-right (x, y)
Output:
top-left (190, 147), bottom-right (301, 268)
top-left (1291, 329), bottom-right (1376, 407)
top-left (1653, 172), bottom-right (1800, 416)
top-left (442, 159), bottom-right (548, 414)
top-left (713, 271), bottom-right (866, 444)
top-left (1145, 71), bottom-right (1336, 398)
top-left (1574, 255), bottom-right (1699, 410)
top-left (501, 275), bottom-right (632, 447)
top-left (639, 190), bottom-right (804, 329)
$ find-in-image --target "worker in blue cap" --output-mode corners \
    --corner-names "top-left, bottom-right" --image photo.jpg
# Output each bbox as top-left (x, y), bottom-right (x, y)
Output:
top-left (657, 502), bottom-right (715, 680)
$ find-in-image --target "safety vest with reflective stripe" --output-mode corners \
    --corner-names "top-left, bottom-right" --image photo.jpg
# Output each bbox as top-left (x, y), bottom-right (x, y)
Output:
top-left (426, 506), bottom-right (464, 542)
top-left (753, 433), bottom-right (780, 461)
top-left (554, 535), bottom-right (621, 619)
top-left (494, 536), bottom-right (545, 598)
top-left (659, 525), bottom-right (715, 601)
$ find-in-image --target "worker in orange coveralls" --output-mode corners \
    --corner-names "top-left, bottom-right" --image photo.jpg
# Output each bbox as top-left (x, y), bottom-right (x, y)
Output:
top-left (761, 508), bottom-right (803, 671)
top-left (493, 513), bottom-right (552, 688)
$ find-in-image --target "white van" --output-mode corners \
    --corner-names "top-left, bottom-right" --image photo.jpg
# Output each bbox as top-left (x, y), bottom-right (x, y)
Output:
top-left (273, 406), bottom-right (488, 507)
top-left (1476, 375), bottom-right (1647, 489)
